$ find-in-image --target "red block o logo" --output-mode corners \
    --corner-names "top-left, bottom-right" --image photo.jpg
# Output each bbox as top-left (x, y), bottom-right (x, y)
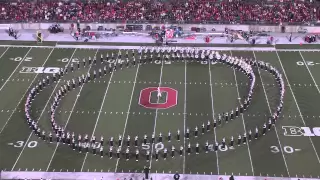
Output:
top-left (139, 87), bottom-right (178, 109)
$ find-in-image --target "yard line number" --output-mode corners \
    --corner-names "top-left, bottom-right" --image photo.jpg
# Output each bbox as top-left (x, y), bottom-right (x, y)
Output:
top-left (270, 145), bottom-right (299, 154)
top-left (142, 142), bottom-right (164, 151)
top-left (296, 61), bottom-right (320, 66)
top-left (201, 61), bottom-right (217, 65)
top-left (57, 58), bottom-right (79, 63)
top-left (10, 57), bottom-right (32, 62)
top-left (153, 60), bottom-right (171, 65)
top-left (11, 141), bottom-right (38, 148)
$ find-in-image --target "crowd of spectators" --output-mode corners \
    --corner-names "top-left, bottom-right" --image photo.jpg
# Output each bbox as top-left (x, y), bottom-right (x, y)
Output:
top-left (0, 0), bottom-right (319, 24)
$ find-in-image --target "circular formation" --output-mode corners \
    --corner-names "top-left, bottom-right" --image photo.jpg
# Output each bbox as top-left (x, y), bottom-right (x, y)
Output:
top-left (24, 47), bottom-right (285, 161)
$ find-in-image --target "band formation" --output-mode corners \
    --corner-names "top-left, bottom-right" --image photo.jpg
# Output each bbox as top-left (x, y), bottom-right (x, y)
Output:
top-left (24, 46), bottom-right (285, 161)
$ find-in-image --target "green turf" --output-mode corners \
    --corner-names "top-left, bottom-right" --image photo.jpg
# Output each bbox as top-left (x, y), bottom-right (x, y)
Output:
top-left (0, 45), bottom-right (320, 179)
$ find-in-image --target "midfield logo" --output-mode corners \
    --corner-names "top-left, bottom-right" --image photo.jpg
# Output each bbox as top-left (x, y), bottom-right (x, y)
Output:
top-left (19, 67), bottom-right (61, 74)
top-left (282, 126), bottom-right (320, 136)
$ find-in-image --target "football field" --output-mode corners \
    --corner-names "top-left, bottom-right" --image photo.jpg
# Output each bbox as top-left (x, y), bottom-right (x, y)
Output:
top-left (0, 44), bottom-right (320, 179)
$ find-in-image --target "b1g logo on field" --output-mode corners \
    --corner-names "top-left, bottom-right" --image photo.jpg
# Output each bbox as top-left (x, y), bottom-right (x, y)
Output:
top-left (20, 67), bottom-right (61, 74)
top-left (139, 87), bottom-right (178, 109)
top-left (282, 126), bottom-right (320, 136)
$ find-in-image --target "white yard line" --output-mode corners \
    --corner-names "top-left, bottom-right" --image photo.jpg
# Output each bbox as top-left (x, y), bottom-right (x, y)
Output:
top-left (275, 51), bottom-right (320, 163)
top-left (299, 51), bottom-right (320, 94)
top-left (252, 51), bottom-right (290, 176)
top-left (114, 63), bottom-right (140, 172)
top-left (149, 55), bottom-right (165, 169)
top-left (11, 48), bottom-right (77, 171)
top-left (182, 59), bottom-right (187, 174)
top-left (0, 47), bottom-right (10, 61)
top-left (0, 47), bottom-right (32, 93)
top-left (0, 48), bottom-right (36, 134)
top-left (45, 49), bottom-right (98, 171)
top-left (79, 49), bottom-right (121, 172)
top-left (229, 51), bottom-right (255, 175)
top-left (208, 59), bottom-right (220, 174)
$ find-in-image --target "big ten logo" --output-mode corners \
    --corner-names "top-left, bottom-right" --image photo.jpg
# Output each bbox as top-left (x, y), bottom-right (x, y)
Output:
top-left (282, 126), bottom-right (320, 136)
top-left (139, 87), bottom-right (178, 109)
top-left (19, 67), bottom-right (61, 74)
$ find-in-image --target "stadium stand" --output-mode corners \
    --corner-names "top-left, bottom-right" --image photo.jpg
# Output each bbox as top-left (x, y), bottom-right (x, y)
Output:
top-left (0, 0), bottom-right (319, 24)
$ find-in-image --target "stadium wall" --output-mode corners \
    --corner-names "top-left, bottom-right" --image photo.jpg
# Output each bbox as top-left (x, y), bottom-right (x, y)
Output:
top-left (0, 23), bottom-right (320, 33)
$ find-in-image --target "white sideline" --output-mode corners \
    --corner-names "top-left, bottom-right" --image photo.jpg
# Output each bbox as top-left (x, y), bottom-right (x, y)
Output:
top-left (6, 43), bottom-right (320, 52)
top-left (1, 171), bottom-right (319, 180)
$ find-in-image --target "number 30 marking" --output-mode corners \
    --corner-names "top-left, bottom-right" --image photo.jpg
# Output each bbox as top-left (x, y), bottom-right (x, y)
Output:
top-left (270, 145), bottom-right (294, 154)
top-left (13, 141), bottom-right (38, 148)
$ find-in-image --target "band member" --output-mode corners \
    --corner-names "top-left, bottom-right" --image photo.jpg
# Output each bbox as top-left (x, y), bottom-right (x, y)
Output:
top-left (194, 126), bottom-right (198, 137)
top-left (205, 141), bottom-right (209, 153)
top-left (180, 146), bottom-right (184, 156)
top-left (100, 136), bottom-right (104, 146)
top-left (134, 135), bottom-right (138, 147)
top-left (186, 128), bottom-right (190, 139)
top-left (155, 149), bottom-right (159, 161)
top-left (243, 133), bottom-right (247, 144)
top-left (201, 123), bottom-right (205, 134)
top-left (100, 147), bottom-right (104, 158)
top-left (158, 132), bottom-right (163, 142)
top-left (117, 148), bottom-right (120, 159)
top-left (171, 146), bottom-right (175, 158)
top-left (146, 150), bottom-right (150, 161)
top-left (163, 148), bottom-right (168, 160)
top-left (143, 134), bottom-right (147, 144)
top-left (207, 120), bottom-right (211, 131)
top-left (177, 129), bottom-right (180, 141)
top-left (187, 143), bottom-right (191, 155)
top-left (195, 143), bottom-right (200, 154)
top-left (248, 130), bottom-right (252, 142)
top-left (135, 149), bottom-right (139, 161)
top-left (109, 147), bottom-right (113, 159)
top-left (230, 136), bottom-right (234, 148)
top-left (126, 148), bottom-right (130, 161)
top-left (262, 123), bottom-right (267, 135)
top-left (151, 133), bottom-right (155, 144)
top-left (118, 135), bottom-right (122, 146)
top-left (110, 136), bottom-right (114, 147)
top-left (237, 134), bottom-right (241, 146)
